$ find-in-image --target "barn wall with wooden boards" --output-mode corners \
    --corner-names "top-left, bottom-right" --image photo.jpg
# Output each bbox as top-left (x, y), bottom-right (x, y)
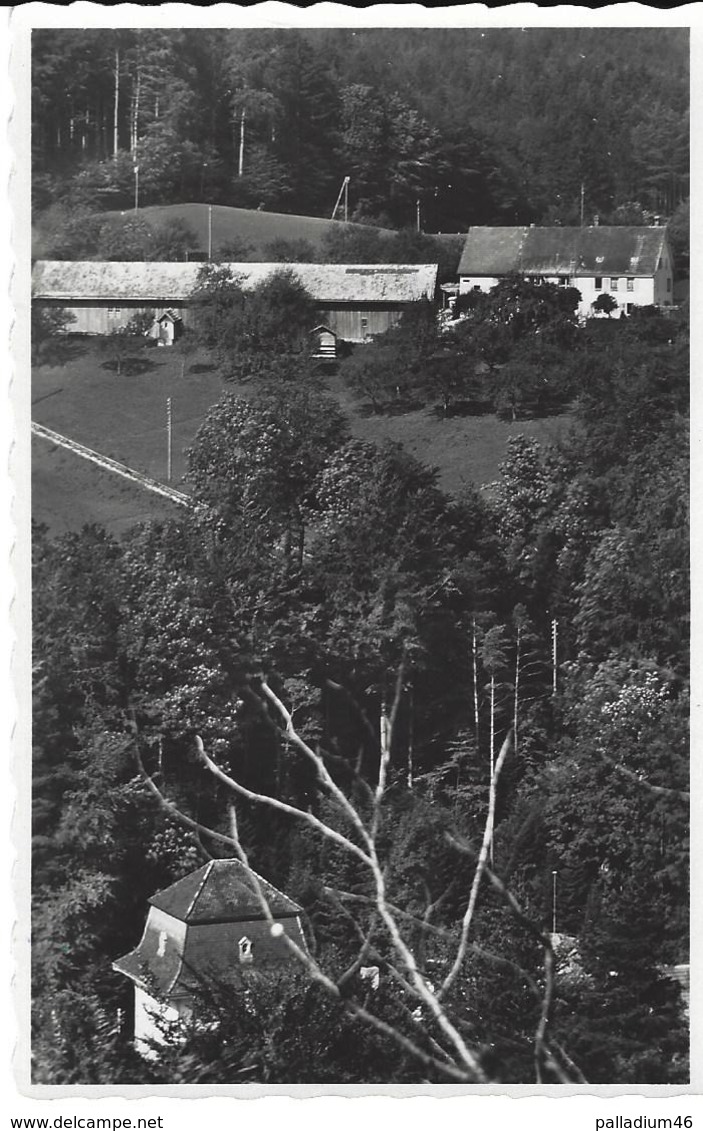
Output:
top-left (45, 300), bottom-right (187, 336)
top-left (319, 304), bottom-right (407, 342)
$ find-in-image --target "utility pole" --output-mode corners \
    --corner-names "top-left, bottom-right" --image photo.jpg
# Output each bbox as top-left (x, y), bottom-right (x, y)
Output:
top-left (208, 205), bottom-right (213, 262)
top-left (166, 397), bottom-right (172, 482)
top-left (407, 680), bottom-right (414, 790)
top-left (331, 176), bottom-right (350, 221)
top-left (133, 165), bottom-right (139, 211)
top-left (552, 870), bottom-right (558, 935)
top-left (238, 108), bottom-right (246, 178)
top-left (416, 197), bottom-right (421, 233)
top-left (551, 618), bottom-right (558, 696)
top-left (580, 181), bottom-right (585, 227)
top-left (113, 45), bottom-right (120, 159)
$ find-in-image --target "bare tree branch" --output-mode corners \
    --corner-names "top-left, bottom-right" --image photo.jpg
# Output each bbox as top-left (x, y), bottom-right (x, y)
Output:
top-left (601, 755), bottom-right (689, 801)
top-left (372, 659), bottom-right (405, 839)
top-left (440, 729), bottom-right (512, 999)
top-left (195, 696), bottom-right (488, 1082)
top-left (447, 834), bottom-right (560, 1083)
top-left (257, 681), bottom-right (375, 848)
top-left (134, 741), bottom-right (238, 850)
top-left (224, 801), bottom-right (479, 1083)
top-left (194, 735), bottom-right (373, 867)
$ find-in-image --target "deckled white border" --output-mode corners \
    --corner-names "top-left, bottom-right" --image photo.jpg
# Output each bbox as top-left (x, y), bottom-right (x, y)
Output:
top-left (6, 2), bottom-right (702, 1117)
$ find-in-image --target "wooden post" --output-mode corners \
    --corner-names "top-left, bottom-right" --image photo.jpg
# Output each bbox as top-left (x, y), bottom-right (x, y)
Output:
top-left (471, 618), bottom-right (480, 747)
top-left (113, 45), bottom-right (120, 159)
top-left (407, 680), bottom-right (414, 790)
top-left (238, 107), bottom-right (246, 178)
top-left (208, 205), bottom-right (213, 262)
top-left (166, 397), bottom-right (172, 482)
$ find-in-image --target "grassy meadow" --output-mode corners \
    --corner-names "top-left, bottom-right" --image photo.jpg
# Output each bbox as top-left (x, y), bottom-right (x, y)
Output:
top-left (31, 337), bottom-right (573, 535)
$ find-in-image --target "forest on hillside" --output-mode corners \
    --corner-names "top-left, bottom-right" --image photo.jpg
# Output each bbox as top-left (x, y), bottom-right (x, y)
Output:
top-left (32, 259), bottom-right (689, 1083)
top-left (30, 25), bottom-right (690, 1087)
top-left (32, 27), bottom-right (689, 231)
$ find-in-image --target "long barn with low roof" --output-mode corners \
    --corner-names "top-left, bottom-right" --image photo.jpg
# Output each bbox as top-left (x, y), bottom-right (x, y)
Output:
top-left (32, 260), bottom-right (439, 344)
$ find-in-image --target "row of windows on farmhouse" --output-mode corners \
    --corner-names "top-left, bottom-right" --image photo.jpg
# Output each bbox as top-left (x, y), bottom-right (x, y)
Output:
top-left (519, 275), bottom-right (672, 293)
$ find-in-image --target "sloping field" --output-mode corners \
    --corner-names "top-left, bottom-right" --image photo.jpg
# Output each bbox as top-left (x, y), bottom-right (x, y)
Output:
top-left (31, 340), bottom-right (572, 535)
top-left (328, 374), bottom-right (573, 498)
top-left (31, 343), bottom-right (226, 533)
top-left (104, 203), bottom-right (397, 257)
top-left (353, 407), bottom-right (572, 498)
top-left (32, 436), bottom-right (183, 536)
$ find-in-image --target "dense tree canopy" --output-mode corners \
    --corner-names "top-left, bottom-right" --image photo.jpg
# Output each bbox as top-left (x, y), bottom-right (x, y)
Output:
top-left (33, 28), bottom-right (688, 228)
top-left (32, 300), bottom-right (689, 1081)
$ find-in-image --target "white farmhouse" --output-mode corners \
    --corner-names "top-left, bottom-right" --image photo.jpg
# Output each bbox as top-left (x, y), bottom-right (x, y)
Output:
top-left (457, 226), bottom-right (674, 318)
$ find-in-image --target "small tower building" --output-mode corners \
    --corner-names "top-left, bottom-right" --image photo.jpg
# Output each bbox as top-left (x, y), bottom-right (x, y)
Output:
top-left (113, 859), bottom-right (306, 1054)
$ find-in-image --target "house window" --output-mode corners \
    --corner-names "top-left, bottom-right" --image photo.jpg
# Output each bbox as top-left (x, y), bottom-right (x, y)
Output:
top-left (626, 303), bottom-right (634, 314)
top-left (658, 257), bottom-right (663, 270)
top-left (667, 277), bottom-right (672, 292)
top-left (107, 307), bottom-right (121, 314)
top-left (627, 278), bottom-right (634, 292)
top-left (558, 276), bottom-right (569, 287)
top-left (610, 278), bottom-right (619, 291)
top-left (238, 937), bottom-right (253, 965)
top-left (594, 277), bottom-right (602, 291)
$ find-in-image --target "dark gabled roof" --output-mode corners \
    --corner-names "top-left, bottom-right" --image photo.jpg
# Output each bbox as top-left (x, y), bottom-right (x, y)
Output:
top-left (457, 226), bottom-right (669, 279)
top-left (149, 859), bottom-right (302, 923)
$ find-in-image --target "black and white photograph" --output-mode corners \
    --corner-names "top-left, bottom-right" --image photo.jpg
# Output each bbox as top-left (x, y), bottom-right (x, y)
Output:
top-left (13, 6), bottom-right (694, 1099)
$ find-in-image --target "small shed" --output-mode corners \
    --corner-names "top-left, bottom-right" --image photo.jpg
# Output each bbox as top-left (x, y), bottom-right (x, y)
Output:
top-left (147, 309), bottom-right (183, 347)
top-left (309, 324), bottom-right (338, 361)
top-left (113, 859), bottom-right (306, 1054)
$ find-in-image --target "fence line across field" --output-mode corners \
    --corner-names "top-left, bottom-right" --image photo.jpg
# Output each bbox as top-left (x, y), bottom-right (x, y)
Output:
top-left (31, 421), bottom-right (192, 508)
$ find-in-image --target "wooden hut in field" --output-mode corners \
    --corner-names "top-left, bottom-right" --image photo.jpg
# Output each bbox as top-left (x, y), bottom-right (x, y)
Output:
top-left (32, 261), bottom-right (439, 345)
top-left (147, 309), bottom-right (184, 346)
top-left (309, 324), bottom-right (338, 360)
